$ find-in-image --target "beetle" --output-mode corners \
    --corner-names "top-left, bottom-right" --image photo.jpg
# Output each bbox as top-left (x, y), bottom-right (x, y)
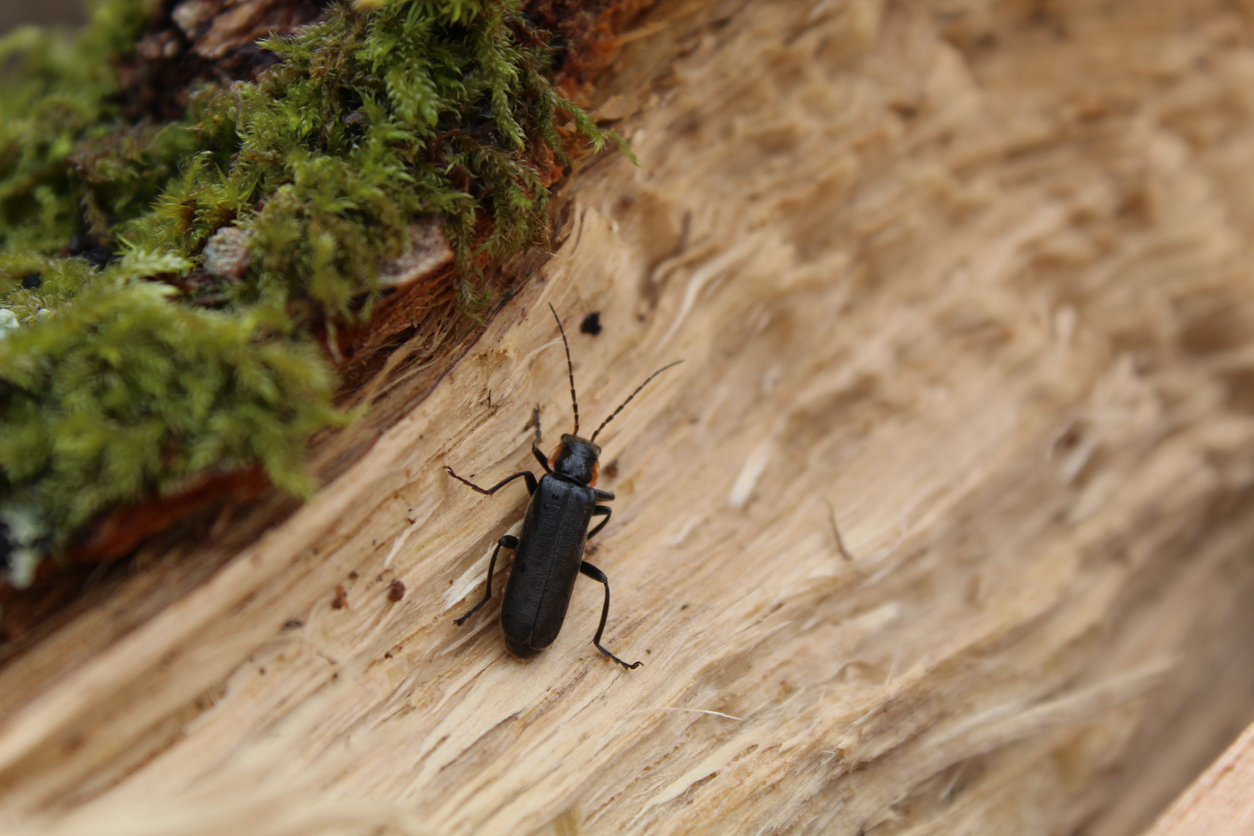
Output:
top-left (445, 304), bottom-right (680, 669)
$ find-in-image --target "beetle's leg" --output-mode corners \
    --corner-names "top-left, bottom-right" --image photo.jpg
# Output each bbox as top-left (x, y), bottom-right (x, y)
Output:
top-left (594, 488), bottom-right (615, 501)
top-left (455, 535), bottom-right (519, 625)
top-left (588, 505), bottom-right (612, 540)
top-left (531, 444), bottom-right (553, 473)
top-left (579, 561), bottom-right (642, 670)
top-left (445, 467), bottom-right (537, 496)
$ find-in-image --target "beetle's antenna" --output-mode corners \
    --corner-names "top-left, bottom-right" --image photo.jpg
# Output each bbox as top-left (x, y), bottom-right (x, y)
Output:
top-left (549, 303), bottom-right (579, 435)
top-left (590, 361), bottom-right (683, 443)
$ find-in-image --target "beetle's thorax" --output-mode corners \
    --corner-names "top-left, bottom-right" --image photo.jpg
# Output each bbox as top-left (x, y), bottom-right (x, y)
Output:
top-left (549, 433), bottom-right (601, 485)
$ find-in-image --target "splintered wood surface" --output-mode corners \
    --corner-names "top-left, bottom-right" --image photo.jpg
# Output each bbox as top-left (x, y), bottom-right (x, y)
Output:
top-left (1147, 719), bottom-right (1254, 836)
top-left (4, 1), bottom-right (1254, 834)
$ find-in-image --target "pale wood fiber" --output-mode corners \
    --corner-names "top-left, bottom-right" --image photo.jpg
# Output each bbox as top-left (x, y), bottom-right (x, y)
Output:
top-left (1147, 719), bottom-right (1254, 836)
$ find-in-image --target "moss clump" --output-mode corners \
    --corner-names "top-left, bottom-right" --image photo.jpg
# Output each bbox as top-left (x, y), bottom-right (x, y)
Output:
top-left (1, 275), bottom-right (348, 585)
top-left (0, 0), bottom-right (615, 585)
top-left (0, 0), bottom-right (174, 257)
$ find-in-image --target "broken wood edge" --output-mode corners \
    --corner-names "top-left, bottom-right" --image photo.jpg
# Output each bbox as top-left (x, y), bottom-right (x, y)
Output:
top-left (1144, 719), bottom-right (1254, 836)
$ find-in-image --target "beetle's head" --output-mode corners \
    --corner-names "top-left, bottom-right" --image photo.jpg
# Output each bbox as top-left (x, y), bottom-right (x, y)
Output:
top-left (549, 433), bottom-right (601, 485)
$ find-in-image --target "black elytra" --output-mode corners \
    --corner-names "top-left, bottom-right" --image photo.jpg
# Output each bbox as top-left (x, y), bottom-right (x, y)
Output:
top-left (445, 303), bottom-right (681, 670)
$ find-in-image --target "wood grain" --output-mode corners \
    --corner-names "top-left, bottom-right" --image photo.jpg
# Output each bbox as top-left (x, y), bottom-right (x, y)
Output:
top-left (5, 1), bottom-right (1254, 834)
top-left (1147, 720), bottom-right (1254, 836)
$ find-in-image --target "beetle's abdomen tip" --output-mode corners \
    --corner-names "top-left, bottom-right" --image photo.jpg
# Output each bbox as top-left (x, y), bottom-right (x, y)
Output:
top-left (506, 638), bottom-right (544, 659)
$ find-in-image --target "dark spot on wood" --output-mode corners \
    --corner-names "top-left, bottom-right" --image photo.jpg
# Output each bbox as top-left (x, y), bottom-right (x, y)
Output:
top-left (388, 579), bottom-right (406, 602)
top-left (580, 312), bottom-right (602, 335)
top-left (332, 583), bottom-right (348, 609)
top-left (283, 617), bottom-right (304, 629)
top-left (62, 732), bottom-right (86, 753)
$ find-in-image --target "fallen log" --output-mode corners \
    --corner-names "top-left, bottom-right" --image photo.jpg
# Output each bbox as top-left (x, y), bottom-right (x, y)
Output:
top-left (3, 1), bottom-right (1254, 834)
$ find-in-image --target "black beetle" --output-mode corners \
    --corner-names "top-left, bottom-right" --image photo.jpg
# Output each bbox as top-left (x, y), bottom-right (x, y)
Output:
top-left (446, 304), bottom-right (680, 669)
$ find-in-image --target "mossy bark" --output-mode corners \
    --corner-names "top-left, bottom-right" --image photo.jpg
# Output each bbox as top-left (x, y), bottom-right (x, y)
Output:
top-left (3, 1), bottom-right (1254, 835)
top-left (0, 0), bottom-right (614, 590)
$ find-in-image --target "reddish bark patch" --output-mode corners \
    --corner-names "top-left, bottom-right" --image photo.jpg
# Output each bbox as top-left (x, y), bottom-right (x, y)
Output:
top-left (65, 467), bottom-right (269, 563)
top-left (523, 0), bottom-right (658, 101)
top-left (116, 0), bottom-right (329, 121)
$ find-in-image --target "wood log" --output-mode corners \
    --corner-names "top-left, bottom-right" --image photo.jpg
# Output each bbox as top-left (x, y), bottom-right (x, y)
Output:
top-left (1147, 718), bottom-right (1254, 836)
top-left (3, 0), bottom-right (1254, 834)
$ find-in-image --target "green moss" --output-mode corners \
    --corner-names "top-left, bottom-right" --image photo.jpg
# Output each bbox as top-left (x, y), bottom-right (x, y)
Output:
top-left (1, 278), bottom-right (347, 525)
top-left (0, 0), bottom-right (167, 256)
top-left (0, 0), bottom-right (616, 585)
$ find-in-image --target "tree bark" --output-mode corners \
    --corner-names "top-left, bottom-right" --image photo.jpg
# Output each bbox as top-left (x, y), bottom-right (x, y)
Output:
top-left (4, 1), bottom-right (1254, 834)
